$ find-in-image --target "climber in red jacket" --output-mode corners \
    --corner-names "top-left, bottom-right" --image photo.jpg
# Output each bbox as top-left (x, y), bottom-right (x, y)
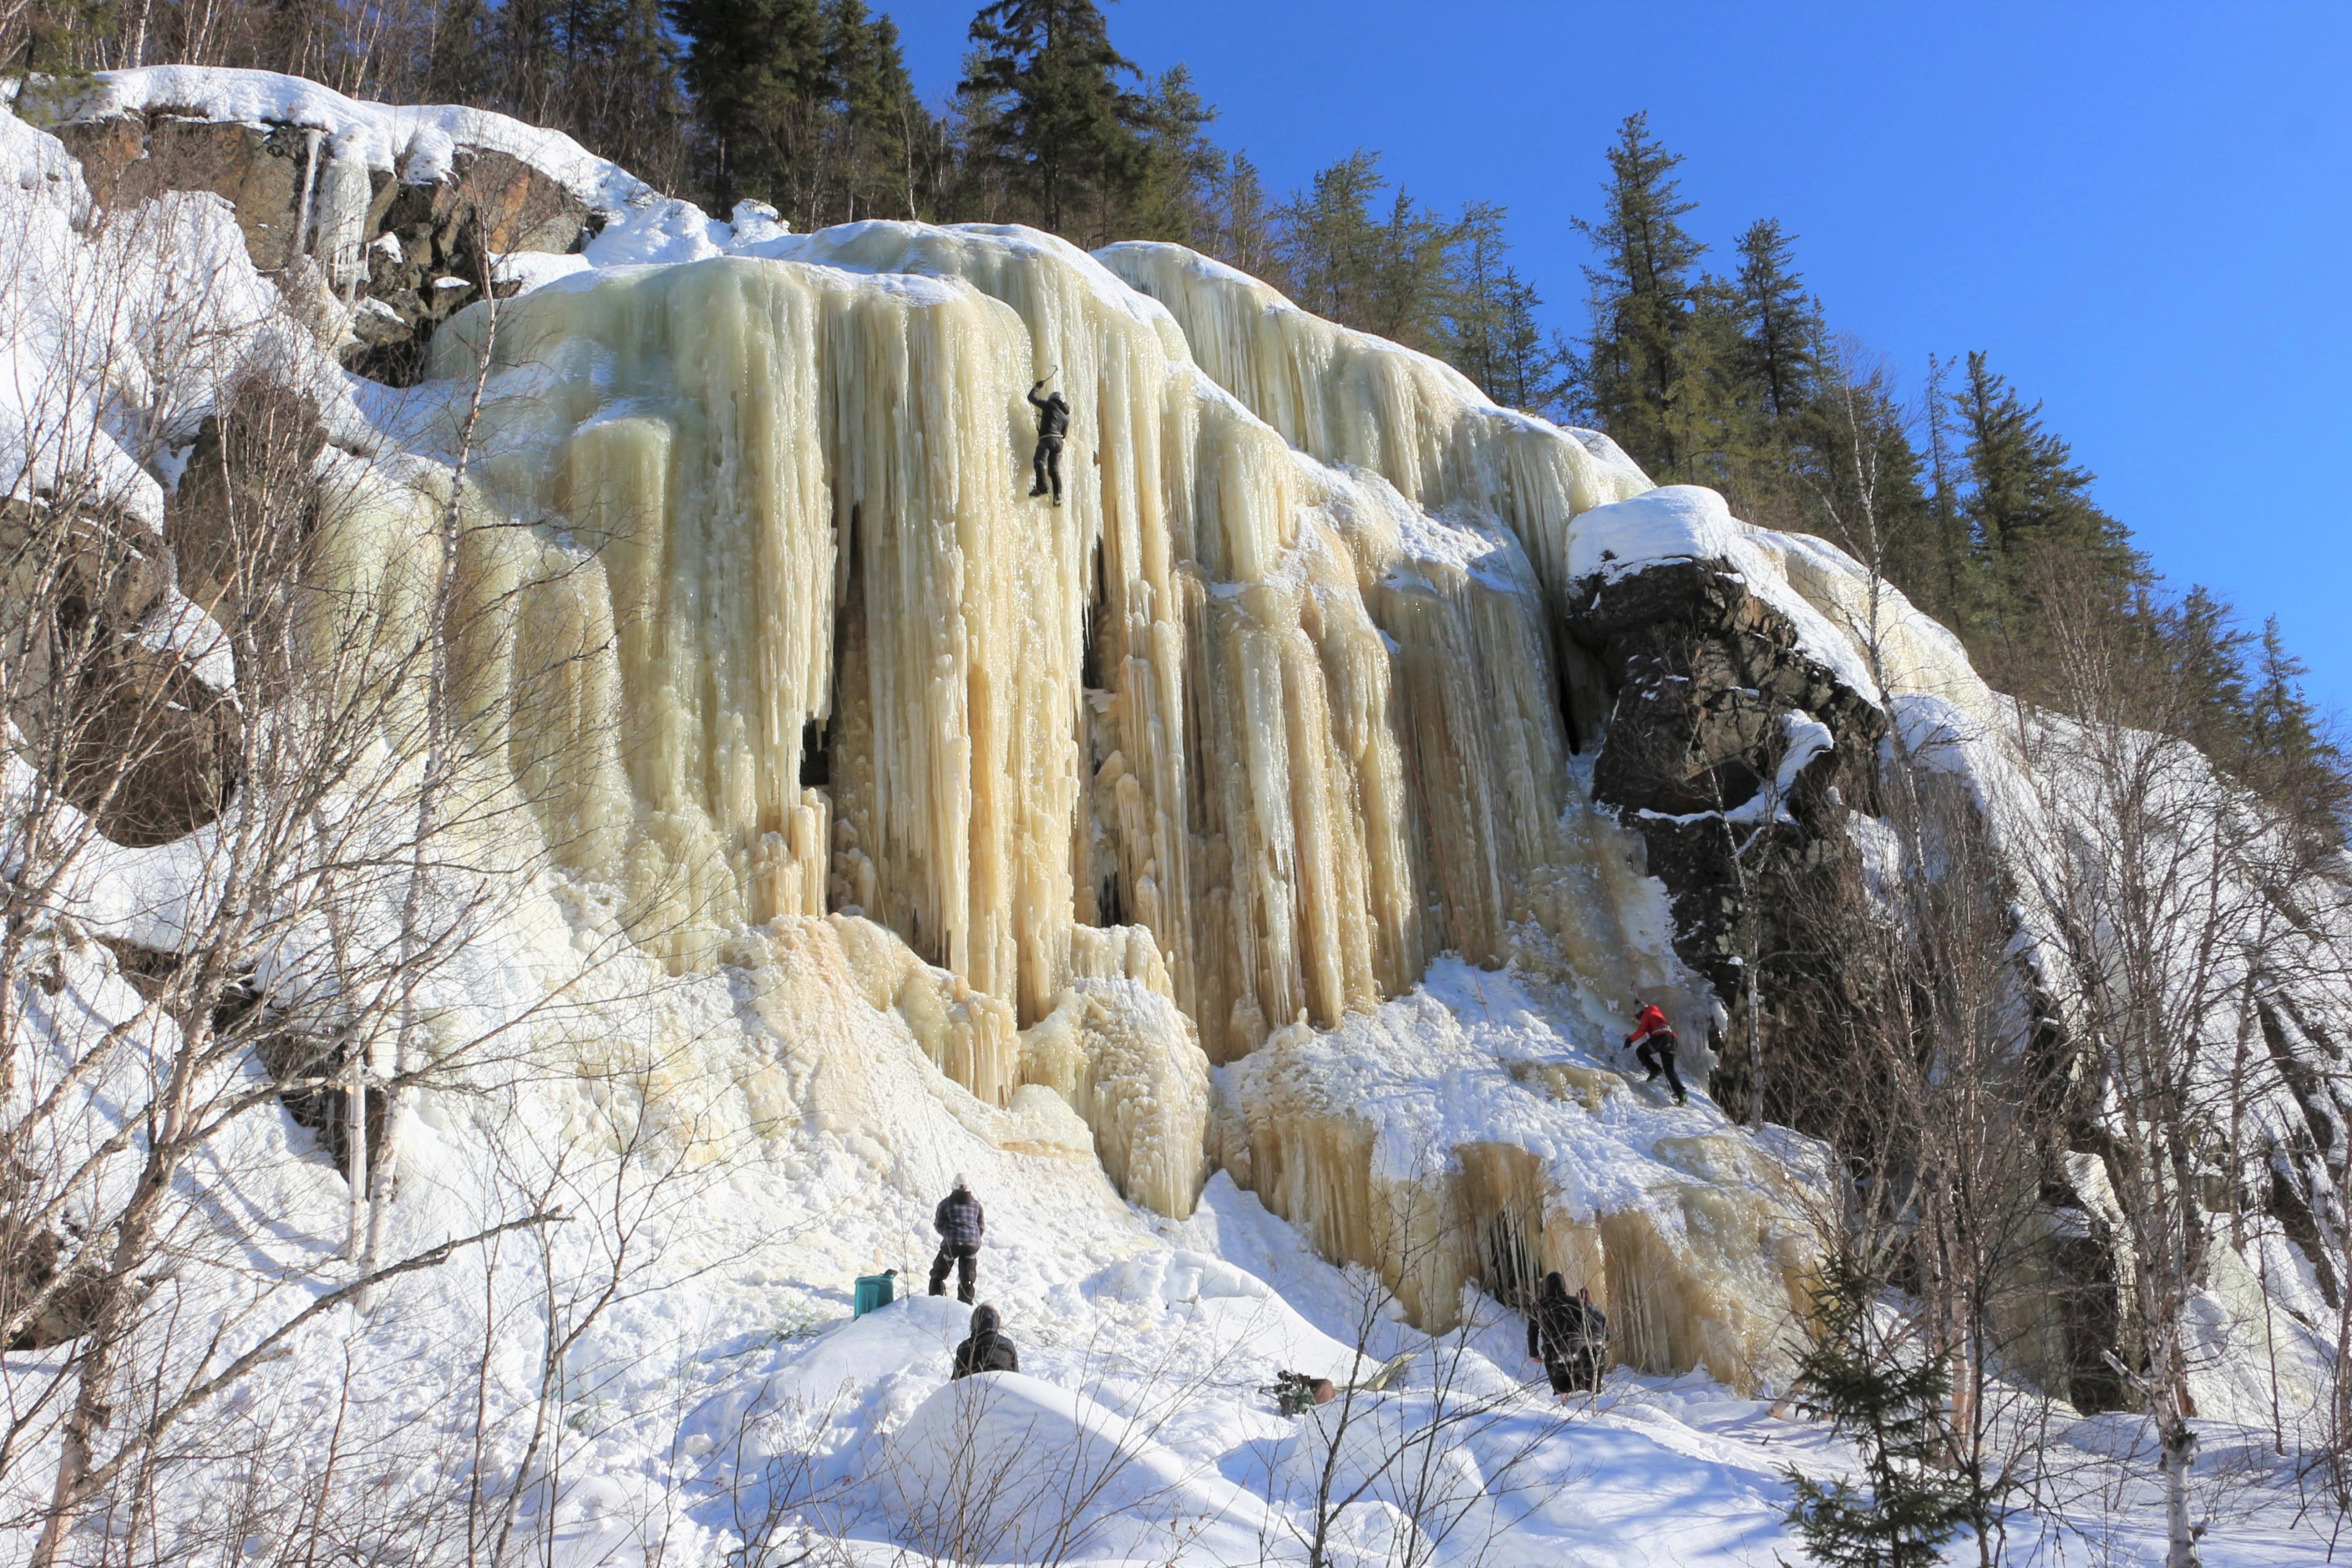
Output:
top-left (1626, 1001), bottom-right (1687, 1106)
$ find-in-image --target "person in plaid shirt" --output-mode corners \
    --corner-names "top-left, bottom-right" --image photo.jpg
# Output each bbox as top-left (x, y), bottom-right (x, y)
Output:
top-left (927, 1174), bottom-right (986, 1303)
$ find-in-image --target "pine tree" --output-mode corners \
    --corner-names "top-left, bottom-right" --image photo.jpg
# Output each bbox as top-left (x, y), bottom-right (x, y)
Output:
top-left (1122, 65), bottom-right (1221, 245)
top-left (826, 0), bottom-right (933, 222)
top-left (669, 0), bottom-right (831, 216)
top-left (1445, 203), bottom-right (1568, 415)
top-left (1731, 218), bottom-right (1822, 428)
top-left (1782, 1253), bottom-right (1972, 1568)
top-left (2245, 618), bottom-right (2350, 844)
top-left (1568, 112), bottom-right (1721, 480)
top-left (1276, 151), bottom-right (1457, 355)
top-left (957, 0), bottom-right (1145, 241)
top-left (1205, 152), bottom-right (1281, 285)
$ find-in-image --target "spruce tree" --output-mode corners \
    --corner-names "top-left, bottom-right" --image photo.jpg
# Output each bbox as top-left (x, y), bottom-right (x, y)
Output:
top-left (1950, 351), bottom-right (2144, 687)
top-left (2246, 618), bottom-right (2350, 843)
top-left (1123, 65), bottom-right (1222, 245)
top-left (669, 0), bottom-right (830, 215)
top-left (2157, 585), bottom-right (2254, 764)
top-left (826, 0), bottom-right (933, 221)
top-left (1787, 349), bottom-right (1935, 599)
top-left (1732, 218), bottom-right (1822, 428)
top-left (1569, 112), bottom-right (1720, 480)
top-left (1953, 351), bottom-right (2135, 578)
top-left (1782, 1253), bottom-right (1971, 1568)
top-left (1446, 203), bottom-right (1568, 416)
top-left (958, 0), bottom-right (1145, 241)
top-left (1275, 151), bottom-right (1458, 355)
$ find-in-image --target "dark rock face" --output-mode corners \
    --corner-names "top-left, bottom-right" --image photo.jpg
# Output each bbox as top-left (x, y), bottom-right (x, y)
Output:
top-left (53, 115), bottom-right (350, 269)
top-left (351, 148), bottom-right (595, 383)
top-left (50, 111), bottom-right (594, 385)
top-left (2260, 1000), bottom-right (2349, 1311)
top-left (1, 501), bottom-right (241, 848)
top-left (1564, 549), bottom-right (2152, 1409)
top-left (1566, 556), bottom-right (1883, 1104)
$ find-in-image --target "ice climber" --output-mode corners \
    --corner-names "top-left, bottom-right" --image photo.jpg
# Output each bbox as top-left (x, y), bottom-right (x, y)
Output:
top-left (1027, 374), bottom-right (1070, 506)
top-left (928, 1174), bottom-right (986, 1303)
top-left (1527, 1272), bottom-right (1608, 1398)
top-left (1625, 1000), bottom-right (1687, 1105)
top-left (951, 1303), bottom-right (1021, 1379)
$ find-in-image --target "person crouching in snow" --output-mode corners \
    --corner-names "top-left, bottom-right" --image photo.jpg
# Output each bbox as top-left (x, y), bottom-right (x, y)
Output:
top-left (1625, 1000), bottom-right (1687, 1105)
top-left (929, 1174), bottom-right (986, 1303)
top-left (952, 1303), bottom-right (1020, 1379)
top-left (1528, 1272), bottom-right (1608, 1398)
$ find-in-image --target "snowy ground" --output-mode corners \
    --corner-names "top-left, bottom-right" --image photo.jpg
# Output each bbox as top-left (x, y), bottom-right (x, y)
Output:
top-left (445, 1164), bottom-right (2342, 1568)
top-left (185, 909), bottom-right (2335, 1568)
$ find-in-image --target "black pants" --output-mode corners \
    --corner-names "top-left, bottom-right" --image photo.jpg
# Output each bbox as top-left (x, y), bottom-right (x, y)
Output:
top-left (1636, 1033), bottom-right (1686, 1101)
top-left (1031, 436), bottom-right (1063, 501)
top-left (929, 1243), bottom-right (978, 1303)
top-left (1545, 1348), bottom-right (1602, 1395)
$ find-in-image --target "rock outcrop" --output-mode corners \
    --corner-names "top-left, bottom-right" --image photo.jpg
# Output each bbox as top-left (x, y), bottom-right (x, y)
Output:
top-left (39, 96), bottom-right (597, 382)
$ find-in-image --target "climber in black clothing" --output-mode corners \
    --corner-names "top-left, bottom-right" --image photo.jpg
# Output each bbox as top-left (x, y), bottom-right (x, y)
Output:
top-left (1027, 375), bottom-right (1069, 506)
top-left (1527, 1272), bottom-right (1608, 1398)
top-left (951, 1303), bottom-right (1021, 1379)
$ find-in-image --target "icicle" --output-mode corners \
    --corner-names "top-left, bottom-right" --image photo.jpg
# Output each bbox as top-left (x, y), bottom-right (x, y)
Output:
top-left (312, 144), bottom-right (372, 299)
top-left (292, 127), bottom-right (323, 266)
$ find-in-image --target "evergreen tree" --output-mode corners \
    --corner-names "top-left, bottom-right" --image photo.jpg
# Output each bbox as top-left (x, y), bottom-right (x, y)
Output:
top-left (1122, 64), bottom-right (1222, 244)
top-left (1782, 1253), bottom-right (1972, 1568)
top-left (669, 0), bottom-right (830, 215)
top-left (1950, 351), bottom-right (2144, 685)
top-left (1731, 218), bottom-right (1822, 428)
top-left (1953, 352), bottom-right (2135, 578)
top-left (1568, 112), bottom-right (1721, 480)
top-left (2246, 618), bottom-right (2350, 843)
top-left (1445, 203), bottom-right (1569, 416)
top-left (826, 0), bottom-right (935, 221)
top-left (1276, 151), bottom-right (1458, 355)
top-left (957, 0), bottom-right (1145, 241)
top-left (2155, 585), bottom-right (2254, 764)
top-left (1204, 152), bottom-right (1282, 285)
top-left (1789, 346), bottom-right (1935, 597)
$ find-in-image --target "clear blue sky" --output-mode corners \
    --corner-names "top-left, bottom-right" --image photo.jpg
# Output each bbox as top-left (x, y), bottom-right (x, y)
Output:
top-left (879, 1), bottom-right (2352, 714)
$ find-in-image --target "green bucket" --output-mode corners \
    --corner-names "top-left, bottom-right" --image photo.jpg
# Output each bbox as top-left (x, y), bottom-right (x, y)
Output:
top-left (853, 1273), bottom-right (896, 1318)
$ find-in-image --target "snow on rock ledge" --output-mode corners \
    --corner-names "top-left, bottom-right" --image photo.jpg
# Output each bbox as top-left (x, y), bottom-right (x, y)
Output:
top-left (22, 66), bottom-right (653, 213)
top-left (1220, 962), bottom-right (1822, 1388)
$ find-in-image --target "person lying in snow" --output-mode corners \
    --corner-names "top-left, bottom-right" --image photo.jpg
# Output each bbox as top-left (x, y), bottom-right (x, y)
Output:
top-left (1027, 375), bottom-right (1070, 506)
top-left (951, 1303), bottom-right (1020, 1378)
top-left (1527, 1272), bottom-right (1608, 1398)
top-left (928, 1174), bottom-right (986, 1303)
top-left (1624, 1000), bottom-right (1687, 1105)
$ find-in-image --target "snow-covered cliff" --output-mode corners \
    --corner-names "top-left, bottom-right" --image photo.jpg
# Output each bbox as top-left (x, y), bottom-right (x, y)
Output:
top-left (4, 69), bottom-right (2346, 1567)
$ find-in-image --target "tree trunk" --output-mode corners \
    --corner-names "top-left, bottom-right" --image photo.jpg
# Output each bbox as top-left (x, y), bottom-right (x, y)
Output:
top-left (2157, 1395), bottom-right (2201, 1568)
